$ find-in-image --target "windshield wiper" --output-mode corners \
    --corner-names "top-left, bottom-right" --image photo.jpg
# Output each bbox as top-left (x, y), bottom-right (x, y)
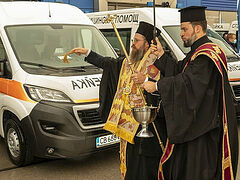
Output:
top-left (58, 67), bottom-right (86, 72)
top-left (226, 56), bottom-right (240, 62)
top-left (74, 66), bottom-right (101, 70)
top-left (20, 61), bottom-right (59, 71)
top-left (20, 61), bottom-right (86, 72)
top-left (60, 66), bottom-right (100, 71)
top-left (227, 55), bottom-right (239, 59)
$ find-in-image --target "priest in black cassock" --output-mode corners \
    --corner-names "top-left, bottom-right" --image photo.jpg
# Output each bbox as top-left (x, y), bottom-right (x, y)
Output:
top-left (70, 22), bottom-right (165, 180)
top-left (142, 6), bottom-right (239, 180)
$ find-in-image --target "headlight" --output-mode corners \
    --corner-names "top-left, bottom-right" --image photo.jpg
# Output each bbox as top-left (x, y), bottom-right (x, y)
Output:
top-left (24, 85), bottom-right (72, 103)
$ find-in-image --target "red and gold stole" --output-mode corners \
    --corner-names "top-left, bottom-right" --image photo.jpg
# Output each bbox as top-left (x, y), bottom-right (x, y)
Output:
top-left (103, 48), bottom-right (160, 179)
top-left (158, 42), bottom-right (234, 180)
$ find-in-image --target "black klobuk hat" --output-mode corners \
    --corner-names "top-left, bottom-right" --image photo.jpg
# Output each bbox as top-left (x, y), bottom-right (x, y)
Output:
top-left (179, 6), bottom-right (207, 23)
top-left (136, 21), bottom-right (161, 45)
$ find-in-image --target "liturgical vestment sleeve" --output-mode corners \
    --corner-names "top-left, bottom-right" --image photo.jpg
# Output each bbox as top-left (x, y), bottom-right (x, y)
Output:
top-left (155, 54), bottom-right (221, 144)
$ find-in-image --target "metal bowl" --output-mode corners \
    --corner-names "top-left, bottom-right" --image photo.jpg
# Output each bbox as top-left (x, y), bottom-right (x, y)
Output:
top-left (131, 106), bottom-right (157, 124)
top-left (131, 106), bottom-right (158, 137)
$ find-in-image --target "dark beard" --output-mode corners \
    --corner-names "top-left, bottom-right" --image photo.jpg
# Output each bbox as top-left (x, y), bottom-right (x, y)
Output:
top-left (129, 47), bottom-right (145, 61)
top-left (184, 33), bottom-right (197, 47)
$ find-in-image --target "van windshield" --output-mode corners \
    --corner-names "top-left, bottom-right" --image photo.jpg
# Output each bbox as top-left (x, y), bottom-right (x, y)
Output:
top-left (5, 24), bottom-right (116, 75)
top-left (164, 26), bottom-right (239, 62)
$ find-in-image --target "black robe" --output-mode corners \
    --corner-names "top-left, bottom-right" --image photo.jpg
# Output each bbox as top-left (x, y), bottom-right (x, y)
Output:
top-left (154, 36), bottom-right (238, 179)
top-left (85, 51), bottom-right (163, 180)
top-left (85, 51), bottom-right (123, 122)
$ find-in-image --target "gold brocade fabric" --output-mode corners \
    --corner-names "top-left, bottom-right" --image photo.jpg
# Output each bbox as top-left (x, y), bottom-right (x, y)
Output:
top-left (103, 48), bottom-right (160, 179)
top-left (103, 48), bottom-right (159, 144)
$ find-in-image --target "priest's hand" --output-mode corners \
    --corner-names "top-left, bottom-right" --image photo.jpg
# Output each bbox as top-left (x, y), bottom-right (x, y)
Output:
top-left (142, 81), bottom-right (157, 93)
top-left (151, 37), bottom-right (164, 58)
top-left (131, 70), bottom-right (146, 84)
top-left (69, 47), bottom-right (89, 56)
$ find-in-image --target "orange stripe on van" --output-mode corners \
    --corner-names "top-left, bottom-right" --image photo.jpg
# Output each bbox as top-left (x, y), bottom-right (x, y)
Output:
top-left (229, 78), bottom-right (240, 82)
top-left (73, 98), bottom-right (99, 104)
top-left (0, 78), bottom-right (36, 103)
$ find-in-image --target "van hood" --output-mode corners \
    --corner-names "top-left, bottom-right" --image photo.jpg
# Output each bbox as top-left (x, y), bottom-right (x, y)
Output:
top-left (24, 61), bottom-right (240, 103)
top-left (25, 73), bottom-right (102, 103)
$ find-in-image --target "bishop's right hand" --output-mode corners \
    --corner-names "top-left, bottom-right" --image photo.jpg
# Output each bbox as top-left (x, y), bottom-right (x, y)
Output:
top-left (151, 37), bottom-right (164, 59)
top-left (69, 47), bottom-right (89, 56)
top-left (131, 70), bottom-right (146, 84)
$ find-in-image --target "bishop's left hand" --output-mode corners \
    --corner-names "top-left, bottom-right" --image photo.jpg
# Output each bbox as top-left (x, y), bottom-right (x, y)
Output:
top-left (142, 81), bottom-right (157, 93)
top-left (131, 70), bottom-right (146, 84)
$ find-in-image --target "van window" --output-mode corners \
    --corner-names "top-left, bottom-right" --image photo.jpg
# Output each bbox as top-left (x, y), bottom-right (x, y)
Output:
top-left (164, 26), bottom-right (239, 62)
top-left (0, 38), bottom-right (5, 60)
top-left (0, 38), bottom-right (11, 78)
top-left (215, 31), bottom-right (228, 38)
top-left (157, 35), bottom-right (176, 59)
top-left (100, 28), bottom-right (131, 57)
top-left (100, 28), bottom-right (176, 60)
top-left (0, 38), bottom-right (4, 76)
top-left (5, 25), bottom-right (116, 75)
top-left (81, 29), bottom-right (93, 49)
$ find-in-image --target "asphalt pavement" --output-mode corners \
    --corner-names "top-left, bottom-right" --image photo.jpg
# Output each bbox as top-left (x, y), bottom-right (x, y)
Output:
top-left (0, 123), bottom-right (239, 180)
top-left (0, 138), bottom-right (121, 180)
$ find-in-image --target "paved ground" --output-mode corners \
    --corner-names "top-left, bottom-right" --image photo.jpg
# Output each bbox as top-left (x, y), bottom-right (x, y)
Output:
top-left (0, 123), bottom-right (239, 180)
top-left (0, 138), bottom-right (121, 180)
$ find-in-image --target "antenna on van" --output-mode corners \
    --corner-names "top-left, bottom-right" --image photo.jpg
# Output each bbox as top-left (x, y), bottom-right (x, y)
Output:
top-left (48, 3), bottom-right (52, 18)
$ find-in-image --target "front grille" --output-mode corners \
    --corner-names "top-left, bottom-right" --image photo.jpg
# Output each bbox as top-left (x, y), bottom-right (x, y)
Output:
top-left (232, 85), bottom-right (240, 98)
top-left (77, 109), bottom-right (104, 126)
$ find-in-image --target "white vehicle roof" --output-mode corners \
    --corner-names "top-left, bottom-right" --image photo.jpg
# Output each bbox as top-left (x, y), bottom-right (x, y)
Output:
top-left (0, 2), bottom-right (93, 27)
top-left (87, 7), bottom-right (180, 28)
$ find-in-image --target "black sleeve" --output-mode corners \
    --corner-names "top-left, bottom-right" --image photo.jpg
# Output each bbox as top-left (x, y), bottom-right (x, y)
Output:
top-left (85, 51), bottom-right (124, 121)
top-left (153, 53), bottom-right (184, 77)
top-left (85, 51), bottom-right (121, 69)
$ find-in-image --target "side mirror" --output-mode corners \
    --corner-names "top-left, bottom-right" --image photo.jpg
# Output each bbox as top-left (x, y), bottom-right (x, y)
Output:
top-left (0, 59), bottom-right (6, 63)
top-left (113, 48), bottom-right (122, 57)
top-left (0, 59), bottom-right (6, 76)
top-left (0, 58), bottom-right (11, 78)
top-left (163, 47), bottom-right (170, 53)
top-left (163, 47), bottom-right (177, 60)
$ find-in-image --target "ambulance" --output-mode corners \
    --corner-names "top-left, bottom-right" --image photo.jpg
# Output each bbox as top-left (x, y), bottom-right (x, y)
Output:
top-left (87, 8), bottom-right (240, 120)
top-left (0, 2), bottom-right (120, 166)
top-left (213, 21), bottom-right (238, 36)
top-left (213, 23), bottom-right (230, 37)
top-left (229, 20), bottom-right (238, 34)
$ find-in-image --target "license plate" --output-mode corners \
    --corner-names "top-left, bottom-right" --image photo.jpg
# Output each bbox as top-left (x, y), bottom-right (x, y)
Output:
top-left (96, 134), bottom-right (120, 148)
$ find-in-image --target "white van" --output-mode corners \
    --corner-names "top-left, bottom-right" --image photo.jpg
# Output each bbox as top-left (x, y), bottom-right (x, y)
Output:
top-left (229, 20), bottom-right (238, 34)
top-left (213, 21), bottom-right (238, 36)
top-left (0, 2), bottom-right (120, 166)
top-left (87, 7), bottom-right (240, 120)
top-left (213, 23), bottom-right (230, 37)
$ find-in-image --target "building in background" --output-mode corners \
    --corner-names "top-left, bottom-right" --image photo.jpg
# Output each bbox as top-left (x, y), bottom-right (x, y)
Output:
top-left (95, 0), bottom-right (237, 28)
top-left (40, 0), bottom-right (98, 12)
top-left (7, 0), bottom-right (237, 27)
top-left (97, 0), bottom-right (177, 11)
top-left (177, 0), bottom-right (238, 27)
